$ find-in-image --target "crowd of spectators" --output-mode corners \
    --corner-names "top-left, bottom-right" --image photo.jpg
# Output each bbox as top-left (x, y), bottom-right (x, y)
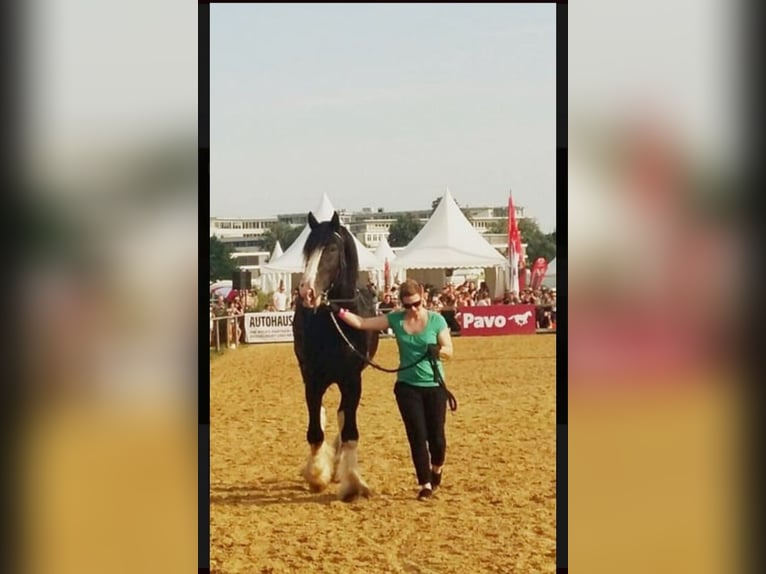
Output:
top-left (369, 279), bottom-right (557, 333)
top-left (210, 292), bottom-right (247, 349)
top-left (210, 278), bottom-right (556, 349)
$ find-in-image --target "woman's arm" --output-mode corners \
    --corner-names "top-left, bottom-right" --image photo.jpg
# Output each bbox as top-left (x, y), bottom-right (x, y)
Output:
top-left (338, 308), bottom-right (390, 331)
top-left (436, 327), bottom-right (454, 360)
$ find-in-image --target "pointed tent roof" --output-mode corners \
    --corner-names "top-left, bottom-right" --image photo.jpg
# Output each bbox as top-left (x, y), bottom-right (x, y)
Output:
top-left (373, 236), bottom-right (397, 265)
top-left (393, 189), bottom-right (508, 269)
top-left (262, 193), bottom-right (380, 272)
top-left (269, 240), bottom-right (283, 262)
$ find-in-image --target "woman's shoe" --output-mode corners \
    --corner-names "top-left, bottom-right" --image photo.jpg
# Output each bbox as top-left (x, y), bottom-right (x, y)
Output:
top-left (430, 470), bottom-right (442, 490)
top-left (417, 487), bottom-right (433, 500)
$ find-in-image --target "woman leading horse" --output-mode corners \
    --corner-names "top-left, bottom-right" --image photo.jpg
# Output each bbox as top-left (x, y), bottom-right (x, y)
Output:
top-left (337, 278), bottom-right (455, 501)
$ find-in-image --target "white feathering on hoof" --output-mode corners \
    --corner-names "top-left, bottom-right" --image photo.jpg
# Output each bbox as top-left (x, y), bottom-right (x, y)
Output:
top-left (337, 441), bottom-right (370, 502)
top-left (302, 441), bottom-right (335, 493)
top-left (320, 406), bottom-right (327, 432)
top-left (332, 410), bottom-right (345, 483)
top-left (332, 434), bottom-right (343, 483)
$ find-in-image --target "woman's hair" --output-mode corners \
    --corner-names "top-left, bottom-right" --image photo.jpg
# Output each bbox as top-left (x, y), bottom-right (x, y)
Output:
top-left (398, 279), bottom-right (422, 299)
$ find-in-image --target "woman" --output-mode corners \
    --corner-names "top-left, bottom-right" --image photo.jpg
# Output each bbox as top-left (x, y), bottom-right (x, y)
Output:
top-left (337, 279), bottom-right (454, 500)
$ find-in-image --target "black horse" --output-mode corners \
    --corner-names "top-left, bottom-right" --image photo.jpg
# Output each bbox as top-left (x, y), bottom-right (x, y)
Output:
top-left (293, 211), bottom-right (380, 501)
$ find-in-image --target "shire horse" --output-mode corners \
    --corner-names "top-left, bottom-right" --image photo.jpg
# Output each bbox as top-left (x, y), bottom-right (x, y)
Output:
top-left (293, 211), bottom-right (380, 501)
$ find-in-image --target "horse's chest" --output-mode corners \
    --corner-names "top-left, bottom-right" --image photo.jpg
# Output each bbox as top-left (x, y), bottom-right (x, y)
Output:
top-left (301, 315), bottom-right (358, 359)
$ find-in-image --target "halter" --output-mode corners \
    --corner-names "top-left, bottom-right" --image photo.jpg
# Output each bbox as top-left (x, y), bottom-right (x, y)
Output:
top-left (311, 230), bottom-right (357, 309)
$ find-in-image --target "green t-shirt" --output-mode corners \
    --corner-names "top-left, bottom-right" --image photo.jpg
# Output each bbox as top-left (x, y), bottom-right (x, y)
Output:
top-left (387, 310), bottom-right (448, 387)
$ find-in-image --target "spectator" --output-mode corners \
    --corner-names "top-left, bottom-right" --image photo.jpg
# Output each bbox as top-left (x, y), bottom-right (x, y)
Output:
top-left (212, 295), bottom-right (228, 347)
top-left (550, 289), bottom-right (557, 327)
top-left (234, 295), bottom-right (246, 344)
top-left (377, 292), bottom-right (397, 335)
top-left (209, 306), bottom-right (214, 347)
top-left (476, 288), bottom-right (492, 306)
top-left (378, 292), bottom-right (396, 315)
top-left (290, 287), bottom-right (300, 310)
top-left (440, 295), bottom-right (462, 335)
top-left (389, 285), bottom-right (399, 304)
top-left (227, 302), bottom-right (241, 349)
top-left (272, 280), bottom-right (288, 311)
top-left (366, 281), bottom-right (379, 306)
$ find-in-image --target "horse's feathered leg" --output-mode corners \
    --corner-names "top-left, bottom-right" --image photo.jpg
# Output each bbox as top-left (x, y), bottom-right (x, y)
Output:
top-left (301, 384), bottom-right (334, 492)
top-left (337, 440), bottom-right (370, 502)
top-left (332, 409), bottom-right (344, 483)
top-left (336, 374), bottom-right (370, 501)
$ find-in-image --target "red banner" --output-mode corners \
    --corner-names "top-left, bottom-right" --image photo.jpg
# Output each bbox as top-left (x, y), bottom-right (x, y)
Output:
top-left (531, 258), bottom-right (549, 290)
top-left (458, 304), bottom-right (537, 336)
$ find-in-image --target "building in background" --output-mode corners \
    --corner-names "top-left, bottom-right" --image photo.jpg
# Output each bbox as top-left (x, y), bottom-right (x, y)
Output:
top-left (210, 202), bottom-right (527, 256)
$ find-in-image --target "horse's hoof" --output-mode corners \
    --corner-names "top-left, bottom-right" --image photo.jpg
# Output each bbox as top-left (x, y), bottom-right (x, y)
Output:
top-left (308, 482), bottom-right (327, 493)
top-left (340, 489), bottom-right (358, 503)
top-left (338, 473), bottom-right (370, 502)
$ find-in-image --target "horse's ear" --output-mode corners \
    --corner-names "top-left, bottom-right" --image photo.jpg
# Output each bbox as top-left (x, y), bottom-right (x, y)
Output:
top-left (308, 212), bottom-right (319, 230)
top-left (330, 211), bottom-right (340, 231)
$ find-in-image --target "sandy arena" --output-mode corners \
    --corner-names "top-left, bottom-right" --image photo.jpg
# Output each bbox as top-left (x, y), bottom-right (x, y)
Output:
top-left (210, 334), bottom-right (556, 573)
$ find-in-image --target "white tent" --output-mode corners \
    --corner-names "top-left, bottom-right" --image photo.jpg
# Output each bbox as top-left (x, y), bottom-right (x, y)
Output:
top-left (394, 189), bottom-right (508, 298)
top-left (542, 257), bottom-right (557, 288)
top-left (261, 194), bottom-right (381, 290)
top-left (373, 235), bottom-right (396, 264)
top-left (260, 241), bottom-right (285, 293)
top-left (271, 241), bottom-right (284, 260)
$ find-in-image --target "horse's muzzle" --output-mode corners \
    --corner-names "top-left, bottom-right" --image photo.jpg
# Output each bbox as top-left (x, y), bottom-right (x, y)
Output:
top-left (299, 281), bottom-right (317, 307)
top-left (301, 290), bottom-right (327, 310)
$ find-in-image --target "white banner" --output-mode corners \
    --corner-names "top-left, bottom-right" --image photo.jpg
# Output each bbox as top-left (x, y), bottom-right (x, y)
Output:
top-left (244, 312), bottom-right (294, 343)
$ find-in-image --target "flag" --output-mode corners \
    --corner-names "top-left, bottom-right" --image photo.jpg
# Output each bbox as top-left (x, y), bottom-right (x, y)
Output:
top-left (507, 192), bottom-right (523, 293)
top-left (531, 257), bottom-right (549, 290)
top-left (384, 257), bottom-right (391, 291)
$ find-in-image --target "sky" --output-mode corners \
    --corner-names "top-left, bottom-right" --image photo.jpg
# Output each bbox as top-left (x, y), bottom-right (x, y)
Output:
top-left (210, 4), bottom-right (557, 232)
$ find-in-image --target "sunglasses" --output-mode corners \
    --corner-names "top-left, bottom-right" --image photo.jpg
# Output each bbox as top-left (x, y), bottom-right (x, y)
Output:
top-left (402, 299), bottom-right (422, 309)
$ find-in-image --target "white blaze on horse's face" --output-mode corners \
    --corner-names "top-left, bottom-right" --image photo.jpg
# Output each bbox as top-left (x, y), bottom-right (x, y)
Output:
top-left (300, 247), bottom-right (324, 307)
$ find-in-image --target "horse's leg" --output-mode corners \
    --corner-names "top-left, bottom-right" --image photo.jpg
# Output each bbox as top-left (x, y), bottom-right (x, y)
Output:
top-left (336, 375), bottom-right (370, 502)
top-left (332, 408), bottom-right (344, 483)
top-left (301, 382), bottom-right (334, 493)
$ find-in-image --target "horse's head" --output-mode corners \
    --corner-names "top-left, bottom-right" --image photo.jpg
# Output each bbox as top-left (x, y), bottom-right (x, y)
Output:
top-left (299, 211), bottom-right (359, 309)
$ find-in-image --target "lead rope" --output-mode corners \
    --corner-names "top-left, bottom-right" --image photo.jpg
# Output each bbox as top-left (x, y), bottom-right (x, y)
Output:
top-left (428, 354), bottom-right (458, 412)
top-left (329, 311), bottom-right (429, 373)
top-left (329, 311), bottom-right (457, 412)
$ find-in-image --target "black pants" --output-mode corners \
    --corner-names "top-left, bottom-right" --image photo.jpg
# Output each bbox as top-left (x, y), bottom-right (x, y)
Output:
top-left (394, 381), bottom-right (447, 485)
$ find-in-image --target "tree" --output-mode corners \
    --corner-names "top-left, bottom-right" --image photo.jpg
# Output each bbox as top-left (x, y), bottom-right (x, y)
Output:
top-left (210, 235), bottom-right (238, 281)
top-left (518, 219), bottom-right (556, 264)
top-left (261, 222), bottom-right (303, 253)
top-left (387, 213), bottom-right (424, 247)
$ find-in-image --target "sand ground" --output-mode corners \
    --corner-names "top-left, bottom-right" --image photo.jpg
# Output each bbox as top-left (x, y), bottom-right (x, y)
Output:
top-left (210, 335), bottom-right (556, 573)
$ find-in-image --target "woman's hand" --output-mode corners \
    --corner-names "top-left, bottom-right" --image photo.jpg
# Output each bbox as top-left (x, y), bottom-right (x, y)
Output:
top-left (426, 344), bottom-right (441, 359)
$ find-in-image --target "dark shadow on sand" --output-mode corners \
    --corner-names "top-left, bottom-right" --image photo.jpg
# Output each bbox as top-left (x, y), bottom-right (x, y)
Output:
top-left (210, 480), bottom-right (374, 506)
